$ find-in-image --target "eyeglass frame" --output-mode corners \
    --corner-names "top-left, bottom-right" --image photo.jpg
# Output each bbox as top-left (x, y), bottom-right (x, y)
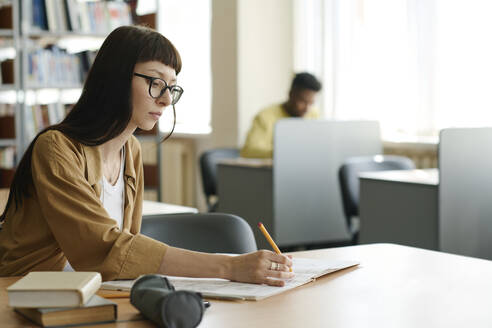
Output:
top-left (133, 72), bottom-right (184, 105)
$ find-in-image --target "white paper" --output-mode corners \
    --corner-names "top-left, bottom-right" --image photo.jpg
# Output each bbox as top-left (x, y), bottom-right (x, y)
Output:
top-left (101, 258), bottom-right (359, 301)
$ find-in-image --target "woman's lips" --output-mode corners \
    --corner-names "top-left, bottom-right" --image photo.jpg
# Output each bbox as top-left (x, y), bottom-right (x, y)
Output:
top-left (149, 112), bottom-right (162, 120)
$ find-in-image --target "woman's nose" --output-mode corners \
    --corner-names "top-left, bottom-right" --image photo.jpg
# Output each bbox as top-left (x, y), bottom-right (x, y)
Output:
top-left (157, 88), bottom-right (172, 107)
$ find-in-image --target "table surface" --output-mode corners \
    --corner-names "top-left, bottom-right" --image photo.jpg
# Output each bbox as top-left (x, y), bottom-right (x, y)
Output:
top-left (359, 168), bottom-right (439, 185)
top-left (0, 191), bottom-right (198, 218)
top-left (141, 200), bottom-right (198, 216)
top-left (218, 158), bottom-right (273, 168)
top-left (2, 243), bottom-right (492, 327)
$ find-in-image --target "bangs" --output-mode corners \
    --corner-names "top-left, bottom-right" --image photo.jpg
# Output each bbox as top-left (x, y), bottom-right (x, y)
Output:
top-left (137, 32), bottom-right (182, 74)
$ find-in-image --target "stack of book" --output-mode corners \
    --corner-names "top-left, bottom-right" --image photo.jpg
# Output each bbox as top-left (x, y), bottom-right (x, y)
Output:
top-left (7, 271), bottom-right (117, 327)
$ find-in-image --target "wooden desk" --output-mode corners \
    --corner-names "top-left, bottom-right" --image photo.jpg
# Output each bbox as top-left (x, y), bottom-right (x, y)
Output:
top-left (0, 193), bottom-right (197, 219)
top-left (142, 200), bottom-right (198, 217)
top-left (359, 169), bottom-right (439, 250)
top-left (3, 244), bottom-right (492, 327)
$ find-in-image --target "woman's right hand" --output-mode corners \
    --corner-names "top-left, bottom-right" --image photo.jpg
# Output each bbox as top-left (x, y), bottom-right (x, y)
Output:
top-left (224, 250), bottom-right (294, 286)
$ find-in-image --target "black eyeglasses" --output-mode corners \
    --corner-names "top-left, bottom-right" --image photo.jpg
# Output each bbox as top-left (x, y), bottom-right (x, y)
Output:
top-left (134, 73), bottom-right (184, 105)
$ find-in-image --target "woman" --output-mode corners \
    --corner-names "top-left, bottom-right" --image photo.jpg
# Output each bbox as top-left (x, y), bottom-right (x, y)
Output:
top-left (0, 26), bottom-right (293, 285)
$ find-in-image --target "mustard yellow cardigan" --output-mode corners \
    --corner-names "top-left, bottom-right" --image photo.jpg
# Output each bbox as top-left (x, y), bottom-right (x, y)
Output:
top-left (0, 130), bottom-right (167, 281)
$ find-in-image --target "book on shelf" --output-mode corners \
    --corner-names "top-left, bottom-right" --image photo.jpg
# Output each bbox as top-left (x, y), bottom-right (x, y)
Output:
top-left (0, 114), bottom-right (15, 139)
top-left (64, 0), bottom-right (80, 32)
top-left (0, 4), bottom-right (12, 29)
top-left (55, 0), bottom-right (69, 32)
top-left (0, 167), bottom-right (15, 188)
top-left (1, 59), bottom-right (13, 84)
top-left (77, 49), bottom-right (97, 80)
top-left (15, 294), bottom-right (117, 327)
top-left (28, 103), bottom-right (65, 133)
top-left (28, 45), bottom-right (84, 87)
top-left (0, 147), bottom-right (15, 169)
top-left (32, 0), bottom-right (49, 31)
top-left (24, 104), bottom-right (37, 142)
top-left (26, 44), bottom-right (98, 88)
top-left (7, 271), bottom-right (102, 308)
top-left (31, 0), bottom-right (132, 34)
top-left (44, 0), bottom-right (59, 32)
top-left (106, 1), bottom-right (132, 30)
top-left (0, 103), bottom-right (15, 116)
top-left (0, 103), bottom-right (15, 139)
top-left (102, 258), bottom-right (359, 301)
top-left (25, 102), bottom-right (71, 142)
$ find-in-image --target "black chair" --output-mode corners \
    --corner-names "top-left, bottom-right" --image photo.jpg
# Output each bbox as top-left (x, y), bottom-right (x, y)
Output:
top-left (141, 213), bottom-right (257, 254)
top-left (338, 155), bottom-right (415, 244)
top-left (199, 148), bottom-right (240, 212)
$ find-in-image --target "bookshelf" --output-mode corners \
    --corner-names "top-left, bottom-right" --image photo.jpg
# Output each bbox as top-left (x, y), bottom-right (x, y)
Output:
top-left (0, 0), bottom-right (162, 200)
top-left (17, 0), bottom-right (133, 157)
top-left (0, 0), bottom-right (19, 187)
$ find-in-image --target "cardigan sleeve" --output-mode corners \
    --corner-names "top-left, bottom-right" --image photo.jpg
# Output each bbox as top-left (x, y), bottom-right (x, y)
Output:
top-left (31, 132), bottom-right (168, 281)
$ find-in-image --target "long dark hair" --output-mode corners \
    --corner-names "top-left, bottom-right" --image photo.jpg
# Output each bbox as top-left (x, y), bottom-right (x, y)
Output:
top-left (0, 26), bottom-right (182, 222)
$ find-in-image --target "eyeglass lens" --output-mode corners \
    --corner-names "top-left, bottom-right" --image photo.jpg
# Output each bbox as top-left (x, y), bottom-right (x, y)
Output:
top-left (149, 79), bottom-right (183, 104)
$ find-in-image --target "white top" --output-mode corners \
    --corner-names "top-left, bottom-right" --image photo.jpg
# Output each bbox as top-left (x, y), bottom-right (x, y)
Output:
top-left (99, 147), bottom-right (126, 230)
top-left (64, 148), bottom-right (125, 272)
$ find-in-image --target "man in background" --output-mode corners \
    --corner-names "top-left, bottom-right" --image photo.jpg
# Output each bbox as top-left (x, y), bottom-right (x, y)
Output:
top-left (240, 72), bottom-right (322, 158)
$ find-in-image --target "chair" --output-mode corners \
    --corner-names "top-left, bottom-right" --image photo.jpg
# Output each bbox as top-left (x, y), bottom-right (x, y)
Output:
top-left (338, 155), bottom-right (415, 244)
top-left (199, 148), bottom-right (240, 212)
top-left (140, 213), bottom-right (257, 253)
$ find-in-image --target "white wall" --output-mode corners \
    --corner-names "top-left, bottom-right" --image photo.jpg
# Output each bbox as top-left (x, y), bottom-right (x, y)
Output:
top-left (194, 0), bottom-right (294, 211)
top-left (237, 0), bottom-right (293, 145)
top-left (209, 0), bottom-right (239, 148)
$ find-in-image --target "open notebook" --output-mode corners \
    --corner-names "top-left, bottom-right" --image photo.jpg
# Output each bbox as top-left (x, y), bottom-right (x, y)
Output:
top-left (102, 258), bottom-right (359, 301)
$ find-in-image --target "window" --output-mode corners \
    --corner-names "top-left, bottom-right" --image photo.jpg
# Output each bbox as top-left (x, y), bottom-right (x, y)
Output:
top-left (295, 0), bottom-right (492, 141)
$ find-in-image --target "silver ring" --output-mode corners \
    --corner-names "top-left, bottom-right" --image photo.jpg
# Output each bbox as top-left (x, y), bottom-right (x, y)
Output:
top-left (270, 262), bottom-right (280, 271)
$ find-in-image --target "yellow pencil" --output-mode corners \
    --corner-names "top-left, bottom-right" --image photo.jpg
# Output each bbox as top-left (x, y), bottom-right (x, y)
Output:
top-left (257, 222), bottom-right (292, 272)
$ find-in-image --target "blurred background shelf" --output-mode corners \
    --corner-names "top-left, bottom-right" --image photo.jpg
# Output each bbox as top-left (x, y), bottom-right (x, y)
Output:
top-left (0, 0), bottom-right (163, 200)
top-left (0, 139), bottom-right (15, 147)
top-left (0, 29), bottom-right (13, 37)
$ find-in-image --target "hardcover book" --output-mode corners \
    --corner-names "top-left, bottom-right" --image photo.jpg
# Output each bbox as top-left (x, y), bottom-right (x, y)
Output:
top-left (7, 272), bottom-right (102, 308)
top-left (15, 294), bottom-right (117, 327)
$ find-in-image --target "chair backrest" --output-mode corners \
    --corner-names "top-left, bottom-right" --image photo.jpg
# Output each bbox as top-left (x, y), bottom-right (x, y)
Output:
top-left (199, 148), bottom-right (240, 211)
top-left (140, 213), bottom-right (257, 254)
top-left (338, 155), bottom-right (415, 226)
